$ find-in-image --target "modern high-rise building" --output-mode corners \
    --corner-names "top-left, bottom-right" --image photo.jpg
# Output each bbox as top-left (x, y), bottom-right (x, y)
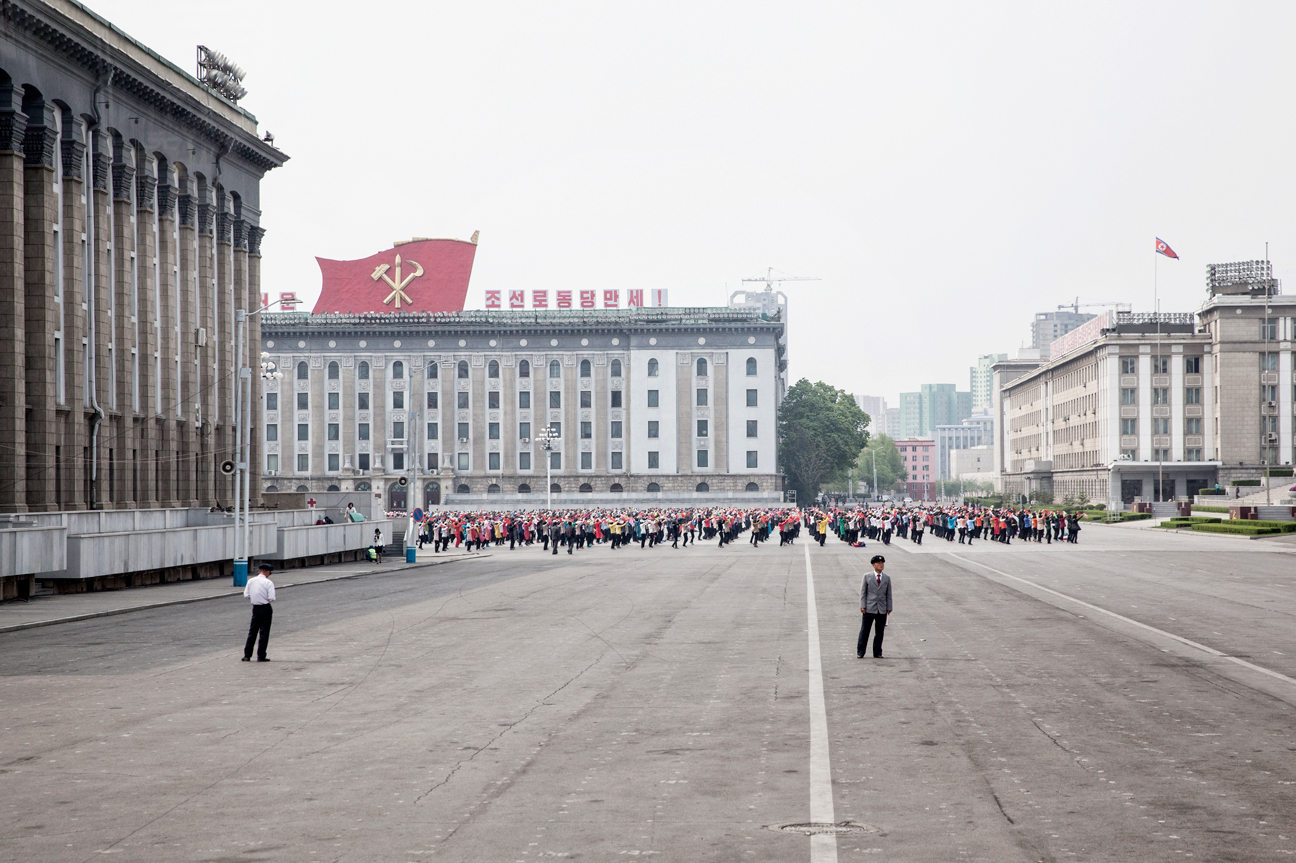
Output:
top-left (853, 395), bottom-right (887, 431)
top-left (898, 384), bottom-right (972, 438)
top-left (883, 407), bottom-right (901, 438)
top-left (970, 353), bottom-right (1007, 413)
top-left (1031, 311), bottom-right (1095, 358)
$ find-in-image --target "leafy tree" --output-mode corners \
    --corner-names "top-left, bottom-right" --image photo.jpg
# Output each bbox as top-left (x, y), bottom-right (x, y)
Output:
top-left (857, 433), bottom-right (907, 496)
top-left (777, 380), bottom-right (870, 504)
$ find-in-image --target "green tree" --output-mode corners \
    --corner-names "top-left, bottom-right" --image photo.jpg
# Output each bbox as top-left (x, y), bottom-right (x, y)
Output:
top-left (777, 379), bottom-right (870, 504)
top-left (857, 433), bottom-right (907, 496)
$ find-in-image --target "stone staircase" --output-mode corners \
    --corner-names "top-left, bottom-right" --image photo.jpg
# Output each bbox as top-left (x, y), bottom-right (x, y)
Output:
top-left (1150, 502), bottom-right (1180, 518)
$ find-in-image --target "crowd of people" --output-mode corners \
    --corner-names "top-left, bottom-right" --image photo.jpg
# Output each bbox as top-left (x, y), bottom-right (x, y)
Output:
top-left (821, 505), bottom-right (1083, 547)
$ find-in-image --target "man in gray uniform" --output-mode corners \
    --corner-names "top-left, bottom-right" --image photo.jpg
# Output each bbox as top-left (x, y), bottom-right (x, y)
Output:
top-left (858, 554), bottom-right (893, 659)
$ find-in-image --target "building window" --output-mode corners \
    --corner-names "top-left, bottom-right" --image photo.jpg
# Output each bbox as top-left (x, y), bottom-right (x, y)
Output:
top-left (297, 454), bottom-right (309, 472)
top-left (1262, 384), bottom-right (1278, 402)
top-left (428, 422), bottom-right (439, 439)
top-left (648, 421), bottom-right (659, 438)
top-left (1186, 418), bottom-right (1201, 435)
top-left (611, 451), bottom-right (623, 470)
top-left (747, 420), bottom-right (758, 437)
top-left (611, 359), bottom-right (622, 377)
top-left (519, 391), bottom-right (531, 409)
top-left (610, 390), bottom-right (622, 408)
top-left (519, 360), bottom-right (530, 377)
top-left (266, 424), bottom-right (278, 441)
top-left (427, 391), bottom-right (438, 409)
top-left (549, 360), bottom-right (561, 378)
top-left (1262, 317), bottom-right (1278, 340)
top-left (392, 422), bottom-right (405, 439)
top-left (428, 453), bottom-right (439, 470)
top-left (358, 453), bottom-right (370, 471)
top-left (519, 421), bottom-right (531, 439)
top-left (1153, 418), bottom-right (1169, 434)
top-left (1262, 352), bottom-right (1279, 371)
top-left (1185, 387), bottom-right (1201, 404)
top-left (488, 422), bottom-right (500, 440)
top-left (453, 361), bottom-right (467, 379)
top-left (1153, 448), bottom-right (1170, 462)
top-left (267, 454), bottom-right (278, 472)
top-left (266, 392), bottom-right (278, 411)
top-left (458, 452), bottom-right (469, 470)
top-left (746, 357), bottom-right (757, 376)
top-left (1152, 357), bottom-right (1168, 374)
top-left (328, 423), bottom-right (340, 440)
top-left (393, 391), bottom-right (405, 410)
top-left (328, 392), bottom-right (340, 410)
top-left (1184, 356), bottom-right (1201, 374)
top-left (358, 361), bottom-right (369, 380)
top-left (746, 389), bottom-right (758, 407)
top-left (747, 450), bottom-right (758, 468)
top-left (358, 392), bottom-right (370, 411)
top-left (358, 423), bottom-right (370, 440)
top-left (1186, 448), bottom-right (1202, 462)
top-left (549, 421), bottom-right (561, 438)
top-left (550, 451), bottom-right (561, 469)
top-left (696, 358), bottom-right (707, 377)
top-left (550, 391), bottom-right (562, 408)
top-left (581, 451), bottom-right (592, 469)
top-left (488, 391), bottom-right (500, 410)
top-left (648, 451), bottom-right (659, 469)
top-left (648, 359), bottom-right (659, 377)
top-left (697, 450), bottom-right (709, 467)
top-left (697, 420), bottom-right (708, 437)
top-left (392, 452), bottom-right (405, 471)
top-left (328, 453), bottom-right (340, 472)
top-left (580, 390), bottom-right (592, 408)
top-left (1121, 388), bottom-right (1136, 405)
top-left (392, 361), bottom-right (404, 379)
top-left (610, 421), bottom-right (622, 438)
top-left (427, 362), bottom-right (438, 379)
top-left (325, 361), bottom-right (337, 380)
top-left (648, 390), bottom-right (659, 407)
top-left (296, 361), bottom-right (309, 380)
top-left (297, 392), bottom-right (309, 410)
top-left (580, 359), bottom-right (591, 378)
top-left (647, 481), bottom-right (660, 492)
top-left (581, 422), bottom-right (592, 439)
top-left (1153, 388), bottom-right (1168, 405)
top-left (488, 452), bottom-right (500, 470)
top-left (297, 424), bottom-right (310, 441)
top-left (458, 422), bottom-right (469, 439)
top-left (1119, 357), bottom-right (1136, 374)
top-left (488, 359), bottom-right (500, 378)
top-left (1121, 418), bottom-right (1136, 435)
top-left (457, 392), bottom-right (469, 409)
top-left (697, 388), bottom-right (708, 406)
top-left (519, 451), bottom-right (531, 470)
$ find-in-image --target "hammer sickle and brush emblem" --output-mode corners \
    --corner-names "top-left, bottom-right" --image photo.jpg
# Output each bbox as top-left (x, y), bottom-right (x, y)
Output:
top-left (371, 254), bottom-right (424, 308)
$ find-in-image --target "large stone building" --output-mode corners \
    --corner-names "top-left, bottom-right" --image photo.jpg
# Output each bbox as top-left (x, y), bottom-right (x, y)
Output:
top-left (0, 0), bottom-right (286, 514)
top-left (258, 307), bottom-right (787, 508)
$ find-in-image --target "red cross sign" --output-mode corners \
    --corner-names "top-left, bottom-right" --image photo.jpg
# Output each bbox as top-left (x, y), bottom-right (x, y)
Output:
top-left (307, 498), bottom-right (317, 508)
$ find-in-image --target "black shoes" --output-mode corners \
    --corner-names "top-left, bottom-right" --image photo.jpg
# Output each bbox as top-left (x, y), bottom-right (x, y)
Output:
top-left (241, 656), bottom-right (251, 662)
top-left (256, 657), bottom-right (270, 662)
top-left (857, 653), bottom-right (865, 658)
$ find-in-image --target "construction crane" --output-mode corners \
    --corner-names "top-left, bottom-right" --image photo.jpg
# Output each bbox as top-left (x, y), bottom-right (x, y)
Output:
top-left (741, 267), bottom-right (821, 292)
top-left (1058, 298), bottom-right (1132, 315)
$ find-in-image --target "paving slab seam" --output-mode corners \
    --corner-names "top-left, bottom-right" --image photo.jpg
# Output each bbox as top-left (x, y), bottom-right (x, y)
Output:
top-left (0, 554), bottom-right (492, 635)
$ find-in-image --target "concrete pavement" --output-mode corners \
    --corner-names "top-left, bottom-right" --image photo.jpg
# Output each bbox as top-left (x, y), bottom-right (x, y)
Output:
top-left (2, 524), bottom-right (1294, 861)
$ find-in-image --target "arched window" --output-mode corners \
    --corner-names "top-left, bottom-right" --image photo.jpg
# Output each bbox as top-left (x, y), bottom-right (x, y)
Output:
top-left (327, 484), bottom-right (340, 492)
top-left (296, 361), bottom-right (309, 380)
top-left (519, 360), bottom-right (530, 378)
top-left (579, 360), bottom-right (591, 378)
top-left (610, 359), bottom-right (622, 377)
top-left (358, 362), bottom-right (369, 380)
top-left (265, 485), bottom-right (279, 493)
top-left (696, 358), bottom-right (707, 377)
top-left (549, 360), bottom-right (561, 378)
top-left (487, 483), bottom-right (501, 494)
top-left (745, 482), bottom-right (760, 492)
top-left (579, 483), bottom-right (593, 493)
top-left (488, 360), bottom-right (500, 378)
top-left (746, 357), bottom-right (757, 376)
top-left (647, 359), bottom-right (658, 377)
top-left (295, 485), bottom-right (310, 492)
top-left (550, 483), bottom-right (562, 494)
top-left (457, 361), bottom-right (469, 378)
top-left (426, 363), bottom-right (438, 379)
top-left (456, 484), bottom-right (471, 494)
top-left (609, 483), bottom-right (624, 493)
top-left (392, 361), bottom-right (404, 379)
top-left (696, 482), bottom-right (710, 493)
top-left (646, 482), bottom-right (661, 493)
top-left (518, 483), bottom-right (532, 494)
top-left (327, 361), bottom-right (339, 380)
top-left (355, 482), bottom-right (372, 491)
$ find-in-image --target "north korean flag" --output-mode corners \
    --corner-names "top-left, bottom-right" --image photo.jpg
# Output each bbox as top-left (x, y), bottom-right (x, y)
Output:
top-left (1155, 238), bottom-right (1179, 259)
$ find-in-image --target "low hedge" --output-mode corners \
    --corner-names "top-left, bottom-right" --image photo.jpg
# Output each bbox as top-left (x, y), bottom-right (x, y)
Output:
top-left (1193, 505), bottom-right (1230, 513)
top-left (1156, 517), bottom-right (1222, 528)
top-left (1198, 488), bottom-right (1227, 495)
top-left (1192, 523), bottom-right (1290, 536)
top-left (1232, 479), bottom-right (1262, 487)
top-left (1097, 511), bottom-right (1152, 523)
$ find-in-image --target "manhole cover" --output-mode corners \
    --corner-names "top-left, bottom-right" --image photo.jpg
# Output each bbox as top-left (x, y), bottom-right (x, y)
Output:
top-left (766, 821), bottom-right (879, 836)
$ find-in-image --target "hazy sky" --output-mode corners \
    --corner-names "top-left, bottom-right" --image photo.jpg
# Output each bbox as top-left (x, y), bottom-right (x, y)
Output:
top-left (90, 0), bottom-right (1296, 407)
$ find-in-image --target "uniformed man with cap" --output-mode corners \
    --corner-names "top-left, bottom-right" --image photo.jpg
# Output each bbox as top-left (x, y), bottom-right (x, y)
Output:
top-left (858, 554), bottom-right (893, 658)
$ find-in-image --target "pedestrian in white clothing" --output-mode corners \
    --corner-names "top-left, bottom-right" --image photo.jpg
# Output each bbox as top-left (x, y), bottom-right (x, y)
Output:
top-left (242, 563), bottom-right (276, 662)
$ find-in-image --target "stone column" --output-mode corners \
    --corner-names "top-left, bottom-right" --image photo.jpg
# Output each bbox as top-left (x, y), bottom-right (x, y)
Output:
top-left (155, 170), bottom-right (179, 506)
top-left (245, 225), bottom-right (264, 505)
top-left (111, 139), bottom-right (136, 506)
top-left (60, 122), bottom-right (87, 509)
top-left (89, 128), bottom-right (112, 509)
top-left (176, 177), bottom-right (198, 505)
top-left (134, 158), bottom-right (157, 507)
top-left (676, 353), bottom-right (691, 475)
top-left (214, 192), bottom-right (234, 504)
top-left (0, 85), bottom-right (27, 512)
top-left (23, 96), bottom-right (57, 511)
top-left (714, 355), bottom-right (729, 475)
top-left (195, 181), bottom-right (215, 505)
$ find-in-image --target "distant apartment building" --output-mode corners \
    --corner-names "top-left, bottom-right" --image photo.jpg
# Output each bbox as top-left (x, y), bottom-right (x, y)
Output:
top-left (1031, 311), bottom-right (1096, 359)
top-left (883, 407), bottom-right (901, 438)
top-left (970, 353), bottom-right (1007, 413)
top-left (935, 415), bottom-right (992, 479)
top-left (898, 383), bottom-right (972, 438)
top-left (895, 438), bottom-right (936, 500)
top-left (854, 395), bottom-right (887, 431)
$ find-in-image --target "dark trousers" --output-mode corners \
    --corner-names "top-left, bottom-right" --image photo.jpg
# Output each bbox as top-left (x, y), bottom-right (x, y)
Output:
top-left (857, 612), bottom-right (886, 657)
top-left (244, 604), bottom-right (272, 659)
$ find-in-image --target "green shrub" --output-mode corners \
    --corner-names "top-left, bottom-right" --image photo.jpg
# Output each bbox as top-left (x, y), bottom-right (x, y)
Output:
top-left (1156, 517), bottom-right (1221, 528)
top-left (1193, 505), bottom-right (1230, 513)
top-left (1197, 488), bottom-right (1227, 495)
top-left (1192, 523), bottom-right (1286, 536)
top-left (1232, 479), bottom-right (1262, 487)
top-left (1267, 468), bottom-right (1294, 478)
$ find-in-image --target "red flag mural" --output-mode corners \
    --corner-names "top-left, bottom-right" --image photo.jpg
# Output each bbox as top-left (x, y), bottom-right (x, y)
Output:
top-left (312, 235), bottom-right (478, 314)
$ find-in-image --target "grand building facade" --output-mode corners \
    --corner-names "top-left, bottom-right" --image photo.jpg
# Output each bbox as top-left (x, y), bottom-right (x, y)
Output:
top-left (259, 308), bottom-right (787, 508)
top-left (0, 0), bottom-right (287, 513)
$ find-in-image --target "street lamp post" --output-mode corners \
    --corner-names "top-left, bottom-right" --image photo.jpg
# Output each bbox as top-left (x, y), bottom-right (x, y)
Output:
top-left (536, 426), bottom-right (556, 509)
top-left (232, 300), bottom-right (282, 586)
top-left (869, 447), bottom-right (879, 501)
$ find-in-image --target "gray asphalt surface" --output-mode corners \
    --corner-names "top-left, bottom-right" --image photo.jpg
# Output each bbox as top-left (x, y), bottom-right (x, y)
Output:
top-left (2, 524), bottom-right (1295, 862)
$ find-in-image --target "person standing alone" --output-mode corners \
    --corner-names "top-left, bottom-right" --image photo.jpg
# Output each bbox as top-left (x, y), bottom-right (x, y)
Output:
top-left (858, 554), bottom-right (893, 659)
top-left (242, 563), bottom-right (276, 662)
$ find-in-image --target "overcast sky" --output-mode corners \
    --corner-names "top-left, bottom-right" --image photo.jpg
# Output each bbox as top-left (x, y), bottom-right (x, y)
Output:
top-left (91, 0), bottom-right (1296, 409)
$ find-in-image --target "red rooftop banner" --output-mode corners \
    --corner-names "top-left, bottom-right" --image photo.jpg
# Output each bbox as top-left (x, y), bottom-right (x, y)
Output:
top-left (312, 237), bottom-right (477, 314)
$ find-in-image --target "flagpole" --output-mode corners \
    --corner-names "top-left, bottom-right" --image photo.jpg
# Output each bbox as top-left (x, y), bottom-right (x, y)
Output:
top-left (1155, 242), bottom-right (1162, 507)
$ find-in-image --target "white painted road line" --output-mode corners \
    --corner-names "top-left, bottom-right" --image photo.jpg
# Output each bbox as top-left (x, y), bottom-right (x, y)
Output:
top-left (803, 542), bottom-right (838, 863)
top-left (952, 555), bottom-right (1296, 688)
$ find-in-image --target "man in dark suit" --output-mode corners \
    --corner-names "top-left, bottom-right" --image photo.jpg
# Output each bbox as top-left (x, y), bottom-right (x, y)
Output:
top-left (858, 554), bottom-right (893, 659)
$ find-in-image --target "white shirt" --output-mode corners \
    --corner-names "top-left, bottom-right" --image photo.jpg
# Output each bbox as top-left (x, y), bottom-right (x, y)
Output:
top-left (244, 574), bottom-right (276, 605)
